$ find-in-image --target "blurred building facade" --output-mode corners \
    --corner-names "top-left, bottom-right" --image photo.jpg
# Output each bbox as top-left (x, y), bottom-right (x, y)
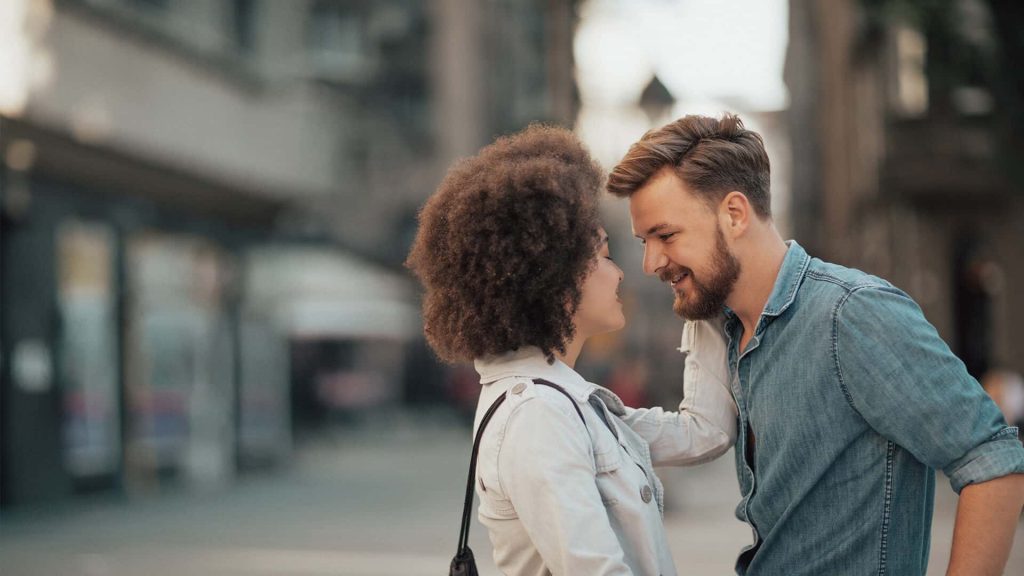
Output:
top-left (786, 0), bottom-right (1024, 380)
top-left (0, 0), bottom-right (580, 508)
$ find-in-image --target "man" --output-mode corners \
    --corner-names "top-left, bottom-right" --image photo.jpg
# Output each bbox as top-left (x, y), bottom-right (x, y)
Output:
top-left (608, 113), bottom-right (1024, 575)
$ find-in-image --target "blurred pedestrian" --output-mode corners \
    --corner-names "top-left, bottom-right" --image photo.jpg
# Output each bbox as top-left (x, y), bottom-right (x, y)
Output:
top-left (406, 125), bottom-right (737, 575)
top-left (609, 112), bottom-right (1024, 576)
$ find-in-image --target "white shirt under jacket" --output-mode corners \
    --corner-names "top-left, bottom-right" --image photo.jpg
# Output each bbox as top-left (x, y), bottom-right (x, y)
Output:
top-left (471, 319), bottom-right (738, 576)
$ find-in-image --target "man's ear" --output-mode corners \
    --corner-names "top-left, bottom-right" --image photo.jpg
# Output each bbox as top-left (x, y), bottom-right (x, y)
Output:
top-left (719, 191), bottom-right (751, 238)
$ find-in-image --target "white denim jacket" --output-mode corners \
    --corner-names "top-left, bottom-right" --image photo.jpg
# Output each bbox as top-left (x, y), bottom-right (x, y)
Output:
top-left (472, 319), bottom-right (737, 576)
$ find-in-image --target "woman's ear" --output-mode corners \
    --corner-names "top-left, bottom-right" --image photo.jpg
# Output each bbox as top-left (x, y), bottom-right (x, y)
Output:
top-left (719, 191), bottom-right (751, 238)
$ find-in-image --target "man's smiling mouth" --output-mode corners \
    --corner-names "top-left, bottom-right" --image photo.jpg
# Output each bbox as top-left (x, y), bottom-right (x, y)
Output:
top-left (669, 271), bottom-right (689, 287)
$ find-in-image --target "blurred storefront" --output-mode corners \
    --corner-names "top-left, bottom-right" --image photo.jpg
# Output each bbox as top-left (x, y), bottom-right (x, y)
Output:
top-left (1, 115), bottom-right (272, 504)
top-left (244, 246), bottom-right (417, 436)
top-left (0, 114), bottom-right (421, 507)
top-left (0, 0), bottom-right (421, 508)
top-left (0, 0), bottom-right (580, 508)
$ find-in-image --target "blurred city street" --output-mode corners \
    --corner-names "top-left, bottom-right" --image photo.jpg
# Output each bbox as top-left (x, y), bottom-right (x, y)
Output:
top-left (2, 413), bottom-right (1021, 576)
top-left (2, 1), bottom-right (1024, 575)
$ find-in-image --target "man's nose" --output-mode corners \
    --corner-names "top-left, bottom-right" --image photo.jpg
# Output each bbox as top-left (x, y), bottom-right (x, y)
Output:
top-left (642, 243), bottom-right (667, 276)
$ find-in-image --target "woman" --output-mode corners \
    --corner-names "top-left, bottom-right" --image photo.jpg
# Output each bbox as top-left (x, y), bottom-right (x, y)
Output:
top-left (406, 125), bottom-right (737, 575)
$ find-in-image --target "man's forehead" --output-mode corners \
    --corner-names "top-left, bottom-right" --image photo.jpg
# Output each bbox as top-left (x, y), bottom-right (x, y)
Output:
top-left (628, 183), bottom-right (690, 236)
top-left (630, 172), bottom-right (711, 220)
top-left (630, 171), bottom-right (688, 207)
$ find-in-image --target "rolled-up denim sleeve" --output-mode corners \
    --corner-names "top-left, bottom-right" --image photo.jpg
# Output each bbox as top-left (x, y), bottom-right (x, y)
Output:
top-left (835, 286), bottom-right (1024, 493)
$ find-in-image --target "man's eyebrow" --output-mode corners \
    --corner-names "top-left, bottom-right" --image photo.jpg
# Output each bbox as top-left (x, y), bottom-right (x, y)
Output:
top-left (634, 223), bottom-right (672, 240)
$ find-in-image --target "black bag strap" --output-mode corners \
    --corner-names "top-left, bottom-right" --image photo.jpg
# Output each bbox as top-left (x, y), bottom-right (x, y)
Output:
top-left (454, 378), bottom-right (588, 558)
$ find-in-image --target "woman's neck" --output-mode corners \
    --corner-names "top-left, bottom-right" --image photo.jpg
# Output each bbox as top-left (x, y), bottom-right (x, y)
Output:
top-left (555, 335), bottom-right (586, 369)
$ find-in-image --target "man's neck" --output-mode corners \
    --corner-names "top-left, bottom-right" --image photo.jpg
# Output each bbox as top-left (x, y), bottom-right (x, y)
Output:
top-left (728, 232), bottom-right (789, 339)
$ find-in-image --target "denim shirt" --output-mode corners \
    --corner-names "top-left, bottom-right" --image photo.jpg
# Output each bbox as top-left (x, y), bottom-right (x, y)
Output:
top-left (723, 241), bottom-right (1024, 576)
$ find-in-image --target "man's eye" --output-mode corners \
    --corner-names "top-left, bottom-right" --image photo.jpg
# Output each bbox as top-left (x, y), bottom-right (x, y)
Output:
top-left (659, 232), bottom-right (676, 241)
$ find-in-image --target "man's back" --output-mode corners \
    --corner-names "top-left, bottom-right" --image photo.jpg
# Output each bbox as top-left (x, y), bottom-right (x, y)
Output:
top-left (724, 242), bottom-right (1023, 575)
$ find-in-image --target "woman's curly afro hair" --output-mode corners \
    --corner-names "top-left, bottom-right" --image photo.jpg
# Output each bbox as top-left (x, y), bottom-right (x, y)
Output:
top-left (406, 124), bottom-right (604, 363)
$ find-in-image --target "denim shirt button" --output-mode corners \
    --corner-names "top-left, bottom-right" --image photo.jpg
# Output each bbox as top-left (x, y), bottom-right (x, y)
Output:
top-left (640, 485), bottom-right (653, 503)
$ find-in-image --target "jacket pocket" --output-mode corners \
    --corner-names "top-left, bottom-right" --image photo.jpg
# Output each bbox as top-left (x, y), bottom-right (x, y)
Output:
top-left (593, 443), bottom-right (624, 506)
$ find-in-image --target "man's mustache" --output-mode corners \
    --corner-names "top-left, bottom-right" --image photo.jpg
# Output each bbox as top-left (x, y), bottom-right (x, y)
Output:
top-left (658, 265), bottom-right (691, 284)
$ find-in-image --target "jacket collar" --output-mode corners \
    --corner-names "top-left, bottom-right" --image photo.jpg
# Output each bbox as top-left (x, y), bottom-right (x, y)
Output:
top-left (475, 346), bottom-right (618, 410)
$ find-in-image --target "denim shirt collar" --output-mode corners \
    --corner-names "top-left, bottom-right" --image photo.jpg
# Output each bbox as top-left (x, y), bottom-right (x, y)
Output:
top-left (724, 240), bottom-right (811, 327)
top-left (474, 347), bottom-right (627, 415)
top-left (762, 240), bottom-right (812, 318)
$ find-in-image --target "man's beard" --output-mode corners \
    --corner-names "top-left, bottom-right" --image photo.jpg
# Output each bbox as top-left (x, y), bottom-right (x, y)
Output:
top-left (664, 228), bottom-right (740, 320)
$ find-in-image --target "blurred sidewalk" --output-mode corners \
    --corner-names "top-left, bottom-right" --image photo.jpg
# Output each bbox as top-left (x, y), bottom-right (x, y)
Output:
top-left (1, 415), bottom-right (1021, 576)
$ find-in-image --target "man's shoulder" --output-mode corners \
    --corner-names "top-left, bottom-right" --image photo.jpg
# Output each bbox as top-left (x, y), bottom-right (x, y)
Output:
top-left (796, 258), bottom-right (923, 326)
top-left (802, 257), bottom-right (895, 295)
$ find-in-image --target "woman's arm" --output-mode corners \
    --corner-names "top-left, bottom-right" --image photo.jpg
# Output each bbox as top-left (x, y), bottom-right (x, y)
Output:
top-left (620, 318), bottom-right (738, 466)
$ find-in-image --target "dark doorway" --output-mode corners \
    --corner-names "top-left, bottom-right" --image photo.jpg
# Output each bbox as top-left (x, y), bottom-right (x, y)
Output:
top-left (952, 234), bottom-right (996, 378)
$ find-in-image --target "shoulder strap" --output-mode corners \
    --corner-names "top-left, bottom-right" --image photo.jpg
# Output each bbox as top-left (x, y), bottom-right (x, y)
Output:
top-left (454, 378), bottom-right (588, 558)
top-left (532, 378), bottom-right (588, 426)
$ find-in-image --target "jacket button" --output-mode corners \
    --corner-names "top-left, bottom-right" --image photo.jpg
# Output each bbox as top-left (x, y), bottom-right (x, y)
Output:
top-left (640, 485), bottom-right (653, 503)
top-left (511, 382), bottom-right (526, 394)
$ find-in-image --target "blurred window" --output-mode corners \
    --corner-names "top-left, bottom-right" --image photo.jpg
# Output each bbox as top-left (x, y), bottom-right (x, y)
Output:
top-left (893, 26), bottom-right (929, 117)
top-left (230, 0), bottom-right (256, 55)
top-left (68, 0), bottom-right (259, 70)
top-left (124, 232), bottom-right (237, 488)
top-left (238, 319), bottom-right (291, 465)
top-left (307, 1), bottom-right (374, 83)
top-left (57, 220), bottom-right (121, 479)
top-left (485, 1), bottom-right (551, 132)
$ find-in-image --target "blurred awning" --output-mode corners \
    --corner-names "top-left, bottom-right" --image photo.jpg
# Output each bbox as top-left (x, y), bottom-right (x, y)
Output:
top-left (0, 115), bottom-right (287, 228)
top-left (245, 245), bottom-right (419, 340)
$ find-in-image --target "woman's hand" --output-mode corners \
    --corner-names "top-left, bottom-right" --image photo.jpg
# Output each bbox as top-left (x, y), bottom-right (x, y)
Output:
top-left (679, 316), bottom-right (731, 398)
